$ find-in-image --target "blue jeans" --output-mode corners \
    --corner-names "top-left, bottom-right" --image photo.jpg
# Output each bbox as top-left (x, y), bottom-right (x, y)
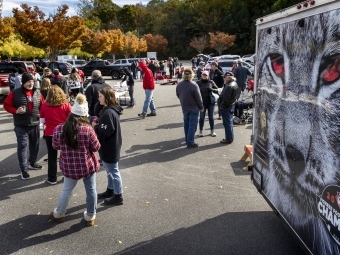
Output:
top-left (220, 107), bottom-right (234, 141)
top-left (142, 89), bottom-right (156, 114)
top-left (199, 104), bottom-right (215, 131)
top-left (14, 126), bottom-right (40, 172)
top-left (57, 173), bottom-right (97, 216)
top-left (102, 161), bottom-right (123, 195)
top-left (183, 110), bottom-right (199, 146)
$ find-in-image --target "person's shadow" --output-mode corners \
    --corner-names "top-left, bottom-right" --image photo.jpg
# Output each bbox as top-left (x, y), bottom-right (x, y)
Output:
top-left (0, 204), bottom-right (111, 254)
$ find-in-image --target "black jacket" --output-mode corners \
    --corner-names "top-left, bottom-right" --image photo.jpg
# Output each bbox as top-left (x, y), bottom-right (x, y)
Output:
top-left (122, 70), bottom-right (134, 86)
top-left (218, 80), bottom-right (238, 109)
top-left (51, 75), bottom-right (68, 95)
top-left (85, 77), bottom-right (111, 116)
top-left (197, 79), bottom-right (218, 106)
top-left (209, 69), bottom-right (224, 88)
top-left (94, 105), bottom-right (123, 163)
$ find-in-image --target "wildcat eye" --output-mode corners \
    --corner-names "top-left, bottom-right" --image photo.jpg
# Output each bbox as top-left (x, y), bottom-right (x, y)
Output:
top-left (269, 53), bottom-right (285, 77)
top-left (319, 54), bottom-right (340, 84)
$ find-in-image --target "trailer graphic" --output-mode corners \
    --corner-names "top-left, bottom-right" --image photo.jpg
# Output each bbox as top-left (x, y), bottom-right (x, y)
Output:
top-left (253, 2), bottom-right (340, 254)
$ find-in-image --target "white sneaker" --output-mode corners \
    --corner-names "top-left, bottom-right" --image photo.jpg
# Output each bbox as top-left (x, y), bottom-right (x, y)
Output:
top-left (211, 131), bottom-right (217, 137)
top-left (198, 131), bottom-right (204, 137)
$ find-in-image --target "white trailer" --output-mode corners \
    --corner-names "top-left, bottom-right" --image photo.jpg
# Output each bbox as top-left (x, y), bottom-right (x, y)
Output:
top-left (252, 1), bottom-right (340, 254)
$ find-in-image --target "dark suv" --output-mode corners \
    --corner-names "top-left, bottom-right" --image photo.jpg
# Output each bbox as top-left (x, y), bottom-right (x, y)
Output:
top-left (79, 60), bottom-right (124, 79)
top-left (48, 61), bottom-right (72, 75)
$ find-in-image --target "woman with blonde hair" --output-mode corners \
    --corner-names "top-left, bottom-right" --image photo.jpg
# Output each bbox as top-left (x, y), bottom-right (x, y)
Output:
top-left (40, 78), bottom-right (52, 100)
top-left (40, 86), bottom-right (72, 184)
top-left (68, 68), bottom-right (81, 97)
top-left (93, 87), bottom-right (124, 205)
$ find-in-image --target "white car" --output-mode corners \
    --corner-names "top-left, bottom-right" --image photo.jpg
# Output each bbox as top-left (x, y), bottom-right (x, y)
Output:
top-left (204, 60), bottom-right (254, 75)
top-left (242, 54), bottom-right (255, 63)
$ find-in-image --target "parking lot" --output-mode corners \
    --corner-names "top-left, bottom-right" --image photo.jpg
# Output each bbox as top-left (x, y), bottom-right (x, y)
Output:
top-left (0, 74), bottom-right (304, 254)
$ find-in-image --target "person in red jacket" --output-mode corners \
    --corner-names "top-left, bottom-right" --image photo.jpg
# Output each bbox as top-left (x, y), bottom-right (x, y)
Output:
top-left (3, 73), bottom-right (45, 180)
top-left (137, 60), bottom-right (156, 119)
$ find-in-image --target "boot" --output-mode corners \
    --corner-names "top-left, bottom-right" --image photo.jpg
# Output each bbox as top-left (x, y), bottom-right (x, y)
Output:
top-left (83, 211), bottom-right (96, 227)
top-left (97, 188), bottom-right (114, 199)
top-left (104, 194), bottom-right (123, 206)
top-left (49, 208), bottom-right (65, 223)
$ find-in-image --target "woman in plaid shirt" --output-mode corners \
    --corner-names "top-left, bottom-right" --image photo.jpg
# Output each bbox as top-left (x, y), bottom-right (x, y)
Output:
top-left (50, 94), bottom-right (101, 226)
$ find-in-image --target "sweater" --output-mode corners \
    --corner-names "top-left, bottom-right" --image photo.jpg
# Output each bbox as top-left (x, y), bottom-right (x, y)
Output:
top-left (176, 80), bottom-right (204, 111)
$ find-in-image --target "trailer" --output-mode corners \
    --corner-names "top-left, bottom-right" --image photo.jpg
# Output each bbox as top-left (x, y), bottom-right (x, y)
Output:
top-left (252, 1), bottom-right (340, 254)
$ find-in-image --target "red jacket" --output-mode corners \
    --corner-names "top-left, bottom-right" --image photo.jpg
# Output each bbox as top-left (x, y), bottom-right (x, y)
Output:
top-left (40, 102), bottom-right (71, 136)
top-left (139, 61), bottom-right (155, 90)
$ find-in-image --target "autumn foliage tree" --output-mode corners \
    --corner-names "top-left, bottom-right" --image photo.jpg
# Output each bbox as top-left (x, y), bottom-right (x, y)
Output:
top-left (209, 32), bottom-right (236, 55)
top-left (107, 29), bottom-right (124, 61)
top-left (135, 38), bottom-right (147, 57)
top-left (0, 17), bottom-right (14, 45)
top-left (80, 28), bottom-right (111, 59)
top-left (121, 33), bottom-right (138, 58)
top-left (189, 35), bottom-right (209, 54)
top-left (12, 4), bottom-right (86, 60)
top-left (143, 34), bottom-right (168, 52)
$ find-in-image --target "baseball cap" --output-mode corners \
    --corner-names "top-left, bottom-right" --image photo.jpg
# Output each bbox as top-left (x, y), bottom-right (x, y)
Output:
top-left (224, 72), bottom-right (234, 77)
top-left (202, 71), bottom-right (209, 76)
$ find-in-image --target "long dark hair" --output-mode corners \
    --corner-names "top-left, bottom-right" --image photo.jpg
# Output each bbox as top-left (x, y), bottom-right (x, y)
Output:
top-left (98, 87), bottom-right (120, 116)
top-left (61, 114), bottom-right (90, 150)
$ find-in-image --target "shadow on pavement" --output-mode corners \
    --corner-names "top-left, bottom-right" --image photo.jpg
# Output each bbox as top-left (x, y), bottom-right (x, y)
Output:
top-left (115, 211), bottom-right (304, 255)
top-left (0, 205), bottom-right (111, 255)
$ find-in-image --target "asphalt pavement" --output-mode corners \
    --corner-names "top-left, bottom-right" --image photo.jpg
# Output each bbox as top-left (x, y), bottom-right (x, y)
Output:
top-left (0, 71), bottom-right (304, 254)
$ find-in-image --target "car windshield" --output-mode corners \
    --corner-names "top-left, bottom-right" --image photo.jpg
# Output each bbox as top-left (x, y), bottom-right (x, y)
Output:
top-left (218, 62), bottom-right (233, 67)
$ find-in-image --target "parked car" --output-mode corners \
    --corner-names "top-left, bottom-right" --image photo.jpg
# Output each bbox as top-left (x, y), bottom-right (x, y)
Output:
top-left (112, 59), bottom-right (138, 68)
top-left (66, 59), bottom-right (87, 68)
top-left (219, 54), bottom-right (242, 60)
top-left (48, 61), bottom-right (72, 75)
top-left (242, 54), bottom-right (255, 63)
top-left (204, 60), bottom-right (254, 75)
top-left (78, 60), bottom-right (124, 79)
top-left (0, 61), bottom-right (31, 96)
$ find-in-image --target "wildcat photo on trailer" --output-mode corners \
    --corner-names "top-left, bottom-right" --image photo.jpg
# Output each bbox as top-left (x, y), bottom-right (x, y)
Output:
top-left (253, 1), bottom-right (340, 255)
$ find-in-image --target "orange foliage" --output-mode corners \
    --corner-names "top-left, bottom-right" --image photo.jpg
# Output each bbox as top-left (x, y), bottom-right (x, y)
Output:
top-left (209, 32), bottom-right (236, 55)
top-left (80, 28), bottom-right (111, 58)
top-left (189, 35), bottom-right (209, 54)
top-left (143, 34), bottom-right (168, 52)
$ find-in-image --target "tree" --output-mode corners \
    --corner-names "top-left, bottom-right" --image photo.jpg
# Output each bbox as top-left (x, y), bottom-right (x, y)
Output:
top-left (13, 4), bottom-right (86, 60)
top-left (135, 38), bottom-right (147, 57)
top-left (189, 35), bottom-right (209, 54)
top-left (121, 33), bottom-right (138, 58)
top-left (143, 34), bottom-right (168, 52)
top-left (68, 47), bottom-right (93, 60)
top-left (209, 32), bottom-right (236, 55)
top-left (80, 29), bottom-right (111, 59)
top-left (0, 36), bottom-right (44, 59)
top-left (0, 17), bottom-right (14, 45)
top-left (107, 29), bottom-right (124, 61)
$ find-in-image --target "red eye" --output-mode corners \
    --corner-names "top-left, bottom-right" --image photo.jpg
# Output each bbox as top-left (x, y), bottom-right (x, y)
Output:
top-left (270, 54), bottom-right (285, 77)
top-left (321, 57), bottom-right (340, 82)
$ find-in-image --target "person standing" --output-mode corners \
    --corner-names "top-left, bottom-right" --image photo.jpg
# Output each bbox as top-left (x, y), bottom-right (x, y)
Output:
top-left (3, 73), bottom-right (45, 180)
top-left (93, 88), bottom-right (124, 206)
top-left (233, 60), bottom-right (252, 99)
top-left (8, 68), bottom-right (18, 91)
top-left (196, 62), bottom-right (205, 80)
top-left (40, 86), bottom-right (72, 185)
top-left (218, 72), bottom-right (238, 144)
top-left (68, 68), bottom-right (82, 98)
top-left (197, 71), bottom-right (219, 137)
top-left (138, 61), bottom-right (156, 119)
top-left (50, 94), bottom-right (100, 226)
top-left (209, 62), bottom-right (224, 119)
top-left (40, 78), bottom-right (52, 100)
top-left (51, 69), bottom-right (68, 95)
top-left (176, 68), bottom-right (204, 149)
top-left (29, 66), bottom-right (41, 89)
top-left (85, 70), bottom-right (111, 116)
top-left (14, 67), bottom-right (25, 90)
top-left (121, 67), bottom-right (135, 107)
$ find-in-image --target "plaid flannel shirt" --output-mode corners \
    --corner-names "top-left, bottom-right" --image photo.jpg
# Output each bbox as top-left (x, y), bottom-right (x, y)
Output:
top-left (53, 124), bottom-right (101, 180)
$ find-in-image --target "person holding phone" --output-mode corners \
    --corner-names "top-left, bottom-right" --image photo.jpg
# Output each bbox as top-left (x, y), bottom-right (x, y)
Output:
top-left (3, 73), bottom-right (45, 180)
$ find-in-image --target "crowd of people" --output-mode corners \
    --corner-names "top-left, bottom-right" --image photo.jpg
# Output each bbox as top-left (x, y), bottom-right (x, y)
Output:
top-left (2, 57), bottom-right (253, 225)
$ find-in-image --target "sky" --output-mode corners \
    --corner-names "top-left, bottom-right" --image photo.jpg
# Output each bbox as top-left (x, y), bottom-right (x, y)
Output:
top-left (2, 0), bottom-right (149, 17)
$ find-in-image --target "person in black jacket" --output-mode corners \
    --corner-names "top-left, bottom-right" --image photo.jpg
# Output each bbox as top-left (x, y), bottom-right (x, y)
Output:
top-left (218, 72), bottom-right (238, 144)
top-left (85, 70), bottom-right (111, 116)
top-left (121, 67), bottom-right (135, 107)
top-left (209, 62), bottom-right (224, 120)
top-left (196, 62), bottom-right (205, 80)
top-left (51, 69), bottom-right (68, 95)
top-left (196, 71), bottom-right (219, 137)
top-left (93, 87), bottom-right (124, 206)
